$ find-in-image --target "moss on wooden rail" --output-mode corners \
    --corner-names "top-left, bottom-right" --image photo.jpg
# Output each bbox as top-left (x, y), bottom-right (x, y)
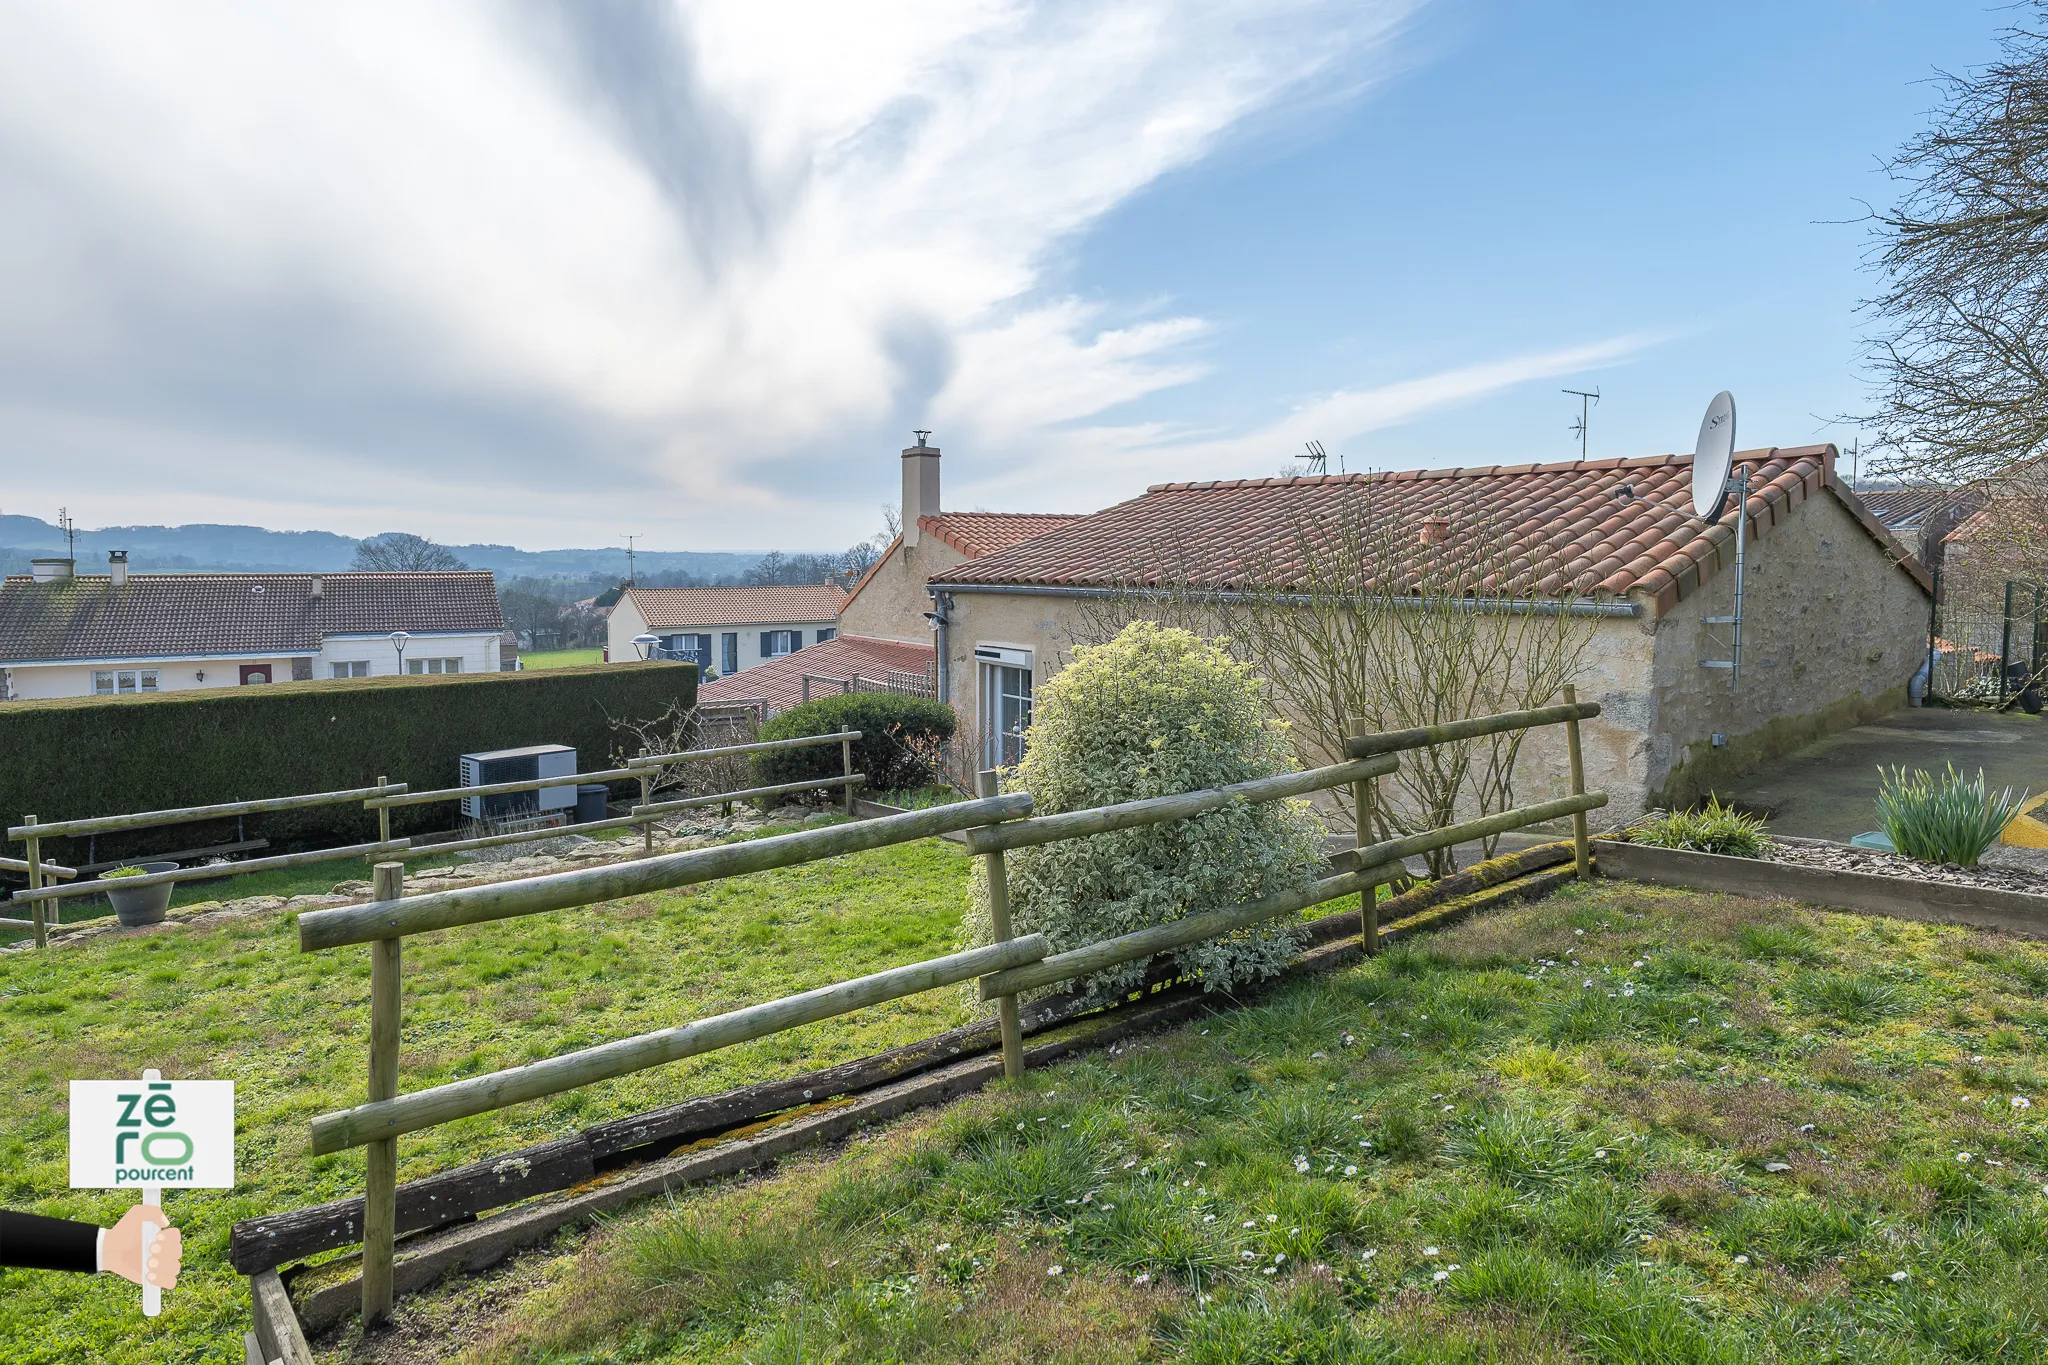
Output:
top-left (297, 794), bottom-right (1033, 950)
top-left (1341, 702), bottom-right (1599, 760)
top-left (6, 783), bottom-right (409, 841)
top-left (308, 932), bottom-right (1050, 1152)
top-left (960, 756), bottom-right (1398, 856)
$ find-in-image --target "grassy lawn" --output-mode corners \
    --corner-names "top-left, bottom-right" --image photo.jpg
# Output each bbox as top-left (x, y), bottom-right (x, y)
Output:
top-left (450, 882), bottom-right (2048, 1365)
top-left (0, 822), bottom-right (978, 1364)
top-left (520, 649), bottom-right (604, 670)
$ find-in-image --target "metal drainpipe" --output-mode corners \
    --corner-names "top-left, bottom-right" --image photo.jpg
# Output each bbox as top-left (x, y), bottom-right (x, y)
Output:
top-left (928, 590), bottom-right (952, 703)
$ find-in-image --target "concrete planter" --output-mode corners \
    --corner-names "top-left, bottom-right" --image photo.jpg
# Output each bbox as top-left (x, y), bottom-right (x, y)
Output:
top-left (104, 861), bottom-right (179, 927)
top-left (1591, 839), bottom-right (2048, 939)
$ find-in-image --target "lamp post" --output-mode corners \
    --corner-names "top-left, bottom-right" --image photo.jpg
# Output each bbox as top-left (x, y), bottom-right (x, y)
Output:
top-left (632, 633), bottom-right (658, 661)
top-left (389, 630), bottom-right (410, 675)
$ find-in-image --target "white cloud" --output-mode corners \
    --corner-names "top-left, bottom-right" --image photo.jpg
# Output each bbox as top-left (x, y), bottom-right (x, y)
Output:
top-left (0, 0), bottom-right (1441, 548)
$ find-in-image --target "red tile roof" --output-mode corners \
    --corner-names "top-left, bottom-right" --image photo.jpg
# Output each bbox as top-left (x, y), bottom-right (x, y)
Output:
top-left (0, 571), bottom-right (502, 663)
top-left (696, 634), bottom-right (936, 715)
top-left (918, 512), bottom-right (1084, 558)
top-left (931, 446), bottom-right (1929, 618)
top-left (624, 584), bottom-right (847, 630)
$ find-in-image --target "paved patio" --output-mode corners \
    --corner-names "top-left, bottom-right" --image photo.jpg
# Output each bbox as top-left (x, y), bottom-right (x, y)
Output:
top-left (1718, 705), bottom-right (2048, 842)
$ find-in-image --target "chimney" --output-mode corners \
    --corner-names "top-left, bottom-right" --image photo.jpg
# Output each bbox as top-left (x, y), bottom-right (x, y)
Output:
top-left (901, 431), bottom-right (940, 547)
top-left (1419, 514), bottom-right (1451, 546)
top-left (29, 558), bottom-right (73, 583)
top-left (310, 575), bottom-right (324, 599)
top-left (108, 549), bottom-right (128, 587)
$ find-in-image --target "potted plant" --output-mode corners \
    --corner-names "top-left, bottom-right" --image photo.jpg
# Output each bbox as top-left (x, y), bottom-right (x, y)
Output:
top-left (102, 861), bottom-right (180, 927)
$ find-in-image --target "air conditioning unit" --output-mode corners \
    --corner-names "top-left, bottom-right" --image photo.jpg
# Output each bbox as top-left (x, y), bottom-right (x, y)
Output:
top-left (459, 744), bottom-right (578, 820)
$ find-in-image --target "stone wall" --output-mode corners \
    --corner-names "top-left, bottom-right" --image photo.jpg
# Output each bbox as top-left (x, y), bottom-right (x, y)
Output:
top-left (1645, 488), bottom-right (1929, 807)
top-left (839, 539), bottom-right (968, 645)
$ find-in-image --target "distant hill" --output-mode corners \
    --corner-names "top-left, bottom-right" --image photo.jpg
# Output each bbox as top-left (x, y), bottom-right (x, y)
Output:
top-left (0, 516), bottom-right (766, 581)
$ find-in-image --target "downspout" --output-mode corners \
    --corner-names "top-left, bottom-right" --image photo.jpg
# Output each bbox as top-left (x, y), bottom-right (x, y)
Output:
top-left (926, 590), bottom-right (952, 703)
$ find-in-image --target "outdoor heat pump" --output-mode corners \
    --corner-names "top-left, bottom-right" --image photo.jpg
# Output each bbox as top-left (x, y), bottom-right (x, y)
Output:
top-left (459, 743), bottom-right (578, 820)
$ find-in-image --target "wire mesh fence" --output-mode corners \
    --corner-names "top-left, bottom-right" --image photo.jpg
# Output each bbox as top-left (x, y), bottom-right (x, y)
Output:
top-left (1928, 578), bottom-right (2048, 709)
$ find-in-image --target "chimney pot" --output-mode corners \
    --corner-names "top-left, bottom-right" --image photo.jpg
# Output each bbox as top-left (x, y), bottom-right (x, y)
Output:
top-left (901, 435), bottom-right (941, 547)
top-left (108, 549), bottom-right (129, 588)
top-left (1419, 514), bottom-right (1452, 546)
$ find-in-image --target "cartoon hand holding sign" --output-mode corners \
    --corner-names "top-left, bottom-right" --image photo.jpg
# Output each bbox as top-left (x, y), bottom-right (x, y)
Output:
top-left (68, 1070), bottom-right (233, 1316)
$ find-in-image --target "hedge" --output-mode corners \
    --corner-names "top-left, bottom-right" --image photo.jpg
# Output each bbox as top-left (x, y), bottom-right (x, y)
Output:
top-left (0, 662), bottom-right (695, 863)
top-left (751, 692), bottom-right (955, 794)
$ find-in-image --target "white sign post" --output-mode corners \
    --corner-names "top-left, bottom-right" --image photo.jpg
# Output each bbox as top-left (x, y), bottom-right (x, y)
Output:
top-left (70, 1070), bottom-right (234, 1317)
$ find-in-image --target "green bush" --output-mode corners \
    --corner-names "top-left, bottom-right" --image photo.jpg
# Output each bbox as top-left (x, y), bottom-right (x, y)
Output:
top-left (1876, 763), bottom-right (2027, 866)
top-left (966, 621), bottom-right (1325, 1000)
top-left (751, 691), bottom-right (956, 794)
top-left (0, 662), bottom-right (694, 863)
top-left (1627, 797), bottom-right (1770, 857)
top-left (103, 866), bottom-right (146, 879)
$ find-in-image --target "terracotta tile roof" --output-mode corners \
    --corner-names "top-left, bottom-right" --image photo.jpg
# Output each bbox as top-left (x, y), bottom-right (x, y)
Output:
top-left (918, 512), bottom-right (1085, 558)
top-left (931, 446), bottom-right (1930, 618)
top-left (1945, 496), bottom-right (2040, 546)
top-left (623, 584), bottom-right (847, 630)
top-left (842, 512), bottom-right (1085, 605)
top-left (697, 634), bottom-right (936, 715)
top-left (0, 571), bottom-right (503, 663)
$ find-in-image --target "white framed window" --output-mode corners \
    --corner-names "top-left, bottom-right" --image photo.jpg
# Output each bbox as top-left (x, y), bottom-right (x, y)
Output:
top-left (93, 669), bottom-right (159, 695)
top-left (331, 661), bottom-right (369, 679)
top-left (406, 657), bottom-right (464, 674)
top-left (760, 630), bottom-right (800, 658)
top-left (975, 645), bottom-right (1034, 768)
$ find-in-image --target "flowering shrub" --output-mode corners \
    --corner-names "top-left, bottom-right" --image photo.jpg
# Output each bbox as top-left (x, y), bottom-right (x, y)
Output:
top-left (967, 621), bottom-right (1324, 1000)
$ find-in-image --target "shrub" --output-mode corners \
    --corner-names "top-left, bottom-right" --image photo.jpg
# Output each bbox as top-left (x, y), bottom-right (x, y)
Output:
top-left (750, 692), bottom-right (956, 794)
top-left (104, 866), bottom-right (146, 879)
top-left (0, 663), bottom-right (695, 863)
top-left (1627, 797), bottom-right (1770, 857)
top-left (965, 621), bottom-right (1325, 999)
top-left (1876, 763), bottom-right (2027, 866)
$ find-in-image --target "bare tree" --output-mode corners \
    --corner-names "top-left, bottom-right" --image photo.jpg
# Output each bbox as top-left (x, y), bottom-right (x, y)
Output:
top-left (1067, 486), bottom-right (1596, 875)
top-left (1862, 9), bottom-right (2048, 498)
top-left (352, 532), bottom-right (468, 572)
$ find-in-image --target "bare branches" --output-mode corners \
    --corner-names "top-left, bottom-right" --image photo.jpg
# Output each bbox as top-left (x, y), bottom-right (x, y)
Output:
top-left (1863, 10), bottom-right (2048, 488)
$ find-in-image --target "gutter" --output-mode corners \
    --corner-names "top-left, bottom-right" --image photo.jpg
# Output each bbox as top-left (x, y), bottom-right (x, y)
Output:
top-left (925, 582), bottom-right (1642, 618)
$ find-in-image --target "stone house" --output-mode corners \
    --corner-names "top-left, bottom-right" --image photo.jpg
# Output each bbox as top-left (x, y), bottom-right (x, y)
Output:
top-left (925, 445), bottom-right (1931, 821)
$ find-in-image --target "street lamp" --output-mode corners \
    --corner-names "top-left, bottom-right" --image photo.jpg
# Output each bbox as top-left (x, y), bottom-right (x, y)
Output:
top-left (389, 630), bottom-right (410, 674)
top-left (632, 633), bottom-right (658, 661)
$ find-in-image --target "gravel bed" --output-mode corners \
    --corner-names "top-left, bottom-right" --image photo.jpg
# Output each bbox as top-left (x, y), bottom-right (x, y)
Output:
top-left (1764, 837), bottom-right (2048, 894)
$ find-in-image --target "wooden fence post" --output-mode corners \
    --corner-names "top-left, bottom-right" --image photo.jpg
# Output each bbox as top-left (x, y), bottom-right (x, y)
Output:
top-left (361, 861), bottom-right (403, 1328)
top-left (373, 776), bottom-right (390, 868)
top-left (841, 737), bottom-right (856, 817)
top-left (640, 774), bottom-right (655, 856)
top-left (1344, 722), bottom-right (1378, 955)
top-left (1562, 686), bottom-right (1592, 880)
top-left (23, 815), bottom-right (45, 949)
top-left (974, 770), bottom-right (1026, 1079)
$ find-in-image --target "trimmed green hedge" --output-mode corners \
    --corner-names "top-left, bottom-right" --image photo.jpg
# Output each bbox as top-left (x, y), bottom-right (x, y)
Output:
top-left (752, 692), bottom-right (955, 794)
top-left (0, 662), bottom-right (695, 862)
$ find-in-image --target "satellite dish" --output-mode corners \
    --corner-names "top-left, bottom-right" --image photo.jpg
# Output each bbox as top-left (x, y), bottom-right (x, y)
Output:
top-left (1690, 390), bottom-right (1738, 520)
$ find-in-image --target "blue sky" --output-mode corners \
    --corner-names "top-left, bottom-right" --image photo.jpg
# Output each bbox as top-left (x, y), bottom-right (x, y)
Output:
top-left (0, 2), bottom-right (2008, 550)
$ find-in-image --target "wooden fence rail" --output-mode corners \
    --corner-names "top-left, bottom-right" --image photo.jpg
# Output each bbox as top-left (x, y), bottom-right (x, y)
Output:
top-left (290, 697), bottom-right (1602, 1329)
top-left (4, 783), bottom-right (410, 842)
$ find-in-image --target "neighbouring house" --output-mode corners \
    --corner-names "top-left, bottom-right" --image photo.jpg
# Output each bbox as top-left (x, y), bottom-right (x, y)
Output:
top-left (0, 555), bottom-right (508, 700)
top-left (685, 436), bottom-right (1082, 721)
top-left (696, 634), bottom-right (940, 715)
top-left (926, 445), bottom-right (1931, 821)
top-left (604, 583), bottom-right (847, 678)
top-left (1853, 484), bottom-right (1981, 577)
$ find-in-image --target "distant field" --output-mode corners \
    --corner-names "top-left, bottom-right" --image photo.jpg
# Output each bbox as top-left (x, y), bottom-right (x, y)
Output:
top-left (520, 648), bottom-right (603, 669)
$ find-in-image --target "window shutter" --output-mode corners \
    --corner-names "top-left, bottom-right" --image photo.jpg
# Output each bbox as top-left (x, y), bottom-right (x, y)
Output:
top-left (760, 631), bottom-right (771, 656)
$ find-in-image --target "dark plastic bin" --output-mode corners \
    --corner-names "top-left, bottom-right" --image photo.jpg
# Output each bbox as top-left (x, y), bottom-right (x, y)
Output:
top-left (576, 784), bottom-right (611, 824)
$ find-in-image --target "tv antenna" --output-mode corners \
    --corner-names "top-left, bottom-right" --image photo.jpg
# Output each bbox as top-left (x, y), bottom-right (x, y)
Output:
top-left (58, 507), bottom-right (77, 561)
top-left (1690, 391), bottom-right (1746, 690)
top-left (1563, 388), bottom-right (1600, 459)
top-left (624, 534), bottom-right (639, 588)
top-left (1295, 440), bottom-right (1328, 477)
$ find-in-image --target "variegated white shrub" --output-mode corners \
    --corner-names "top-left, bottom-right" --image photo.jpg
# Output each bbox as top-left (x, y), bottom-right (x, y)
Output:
top-left (967, 621), bottom-right (1325, 1001)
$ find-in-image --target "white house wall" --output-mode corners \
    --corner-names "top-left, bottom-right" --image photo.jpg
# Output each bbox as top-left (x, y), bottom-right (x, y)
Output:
top-left (606, 612), bottom-right (841, 674)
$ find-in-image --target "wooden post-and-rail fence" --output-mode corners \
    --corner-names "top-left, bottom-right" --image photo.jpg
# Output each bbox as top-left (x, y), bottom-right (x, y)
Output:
top-left (2, 730), bottom-right (867, 948)
top-left (290, 699), bottom-right (1605, 1329)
